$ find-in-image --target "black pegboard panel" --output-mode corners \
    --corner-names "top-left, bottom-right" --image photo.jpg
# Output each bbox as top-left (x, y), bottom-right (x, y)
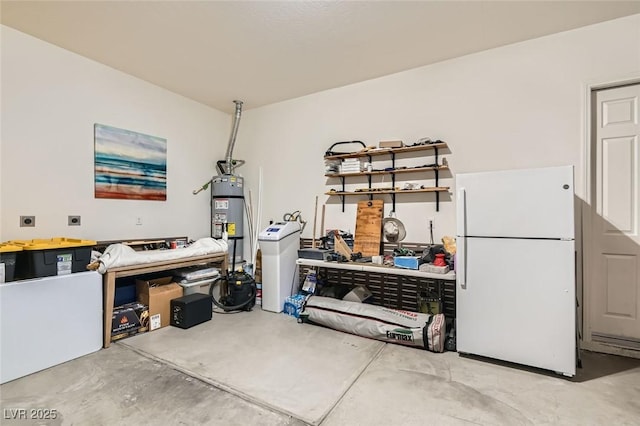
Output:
top-left (298, 238), bottom-right (456, 318)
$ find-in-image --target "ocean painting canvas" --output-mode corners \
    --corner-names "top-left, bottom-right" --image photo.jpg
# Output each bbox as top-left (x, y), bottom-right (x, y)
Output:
top-left (94, 124), bottom-right (167, 200)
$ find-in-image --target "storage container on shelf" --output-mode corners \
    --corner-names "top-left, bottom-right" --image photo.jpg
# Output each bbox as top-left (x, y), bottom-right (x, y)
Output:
top-left (178, 277), bottom-right (218, 296)
top-left (10, 237), bottom-right (96, 279)
top-left (0, 243), bottom-right (23, 282)
top-left (174, 266), bottom-right (220, 296)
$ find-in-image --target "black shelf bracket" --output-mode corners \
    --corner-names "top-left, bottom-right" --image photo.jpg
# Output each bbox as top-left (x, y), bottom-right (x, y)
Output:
top-left (367, 154), bottom-right (373, 201)
top-left (391, 152), bottom-right (396, 212)
top-left (434, 148), bottom-right (440, 188)
top-left (434, 147), bottom-right (440, 212)
top-left (341, 176), bottom-right (346, 212)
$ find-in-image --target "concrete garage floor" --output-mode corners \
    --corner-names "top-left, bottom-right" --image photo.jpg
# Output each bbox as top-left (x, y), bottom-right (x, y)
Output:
top-left (2, 308), bottom-right (639, 425)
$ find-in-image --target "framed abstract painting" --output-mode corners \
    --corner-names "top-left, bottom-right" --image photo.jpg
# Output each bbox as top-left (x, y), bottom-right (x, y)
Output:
top-left (94, 124), bottom-right (167, 201)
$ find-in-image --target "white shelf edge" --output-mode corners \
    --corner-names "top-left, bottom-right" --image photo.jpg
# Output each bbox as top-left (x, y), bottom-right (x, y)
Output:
top-left (296, 258), bottom-right (455, 280)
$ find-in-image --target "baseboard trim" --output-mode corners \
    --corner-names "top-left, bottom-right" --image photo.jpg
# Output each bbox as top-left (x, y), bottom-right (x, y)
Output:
top-left (581, 340), bottom-right (640, 359)
top-left (592, 332), bottom-right (640, 350)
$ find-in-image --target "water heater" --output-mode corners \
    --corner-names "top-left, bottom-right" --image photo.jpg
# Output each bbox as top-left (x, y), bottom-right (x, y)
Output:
top-left (211, 174), bottom-right (244, 264)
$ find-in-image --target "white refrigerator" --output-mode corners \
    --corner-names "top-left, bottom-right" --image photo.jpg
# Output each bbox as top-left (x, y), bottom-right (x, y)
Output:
top-left (456, 166), bottom-right (576, 376)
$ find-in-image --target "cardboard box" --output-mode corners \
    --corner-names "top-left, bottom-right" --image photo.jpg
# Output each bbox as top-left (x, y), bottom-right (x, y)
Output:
top-left (135, 277), bottom-right (183, 331)
top-left (379, 140), bottom-right (404, 148)
top-left (343, 285), bottom-right (373, 303)
top-left (111, 302), bottom-right (149, 341)
top-left (394, 256), bottom-right (422, 270)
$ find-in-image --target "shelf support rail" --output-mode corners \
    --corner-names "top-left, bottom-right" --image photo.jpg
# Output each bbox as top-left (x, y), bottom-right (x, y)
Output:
top-left (367, 154), bottom-right (373, 201)
top-left (341, 176), bottom-right (346, 212)
top-left (391, 152), bottom-right (396, 212)
top-left (434, 147), bottom-right (440, 212)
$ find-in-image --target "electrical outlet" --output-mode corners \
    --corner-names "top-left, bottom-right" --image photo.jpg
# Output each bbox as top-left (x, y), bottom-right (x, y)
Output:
top-left (20, 216), bottom-right (35, 227)
top-left (68, 215), bottom-right (81, 226)
top-left (136, 217), bottom-right (143, 226)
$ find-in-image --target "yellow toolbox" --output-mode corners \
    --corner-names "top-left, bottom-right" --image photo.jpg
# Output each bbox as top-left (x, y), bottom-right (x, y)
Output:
top-left (0, 243), bottom-right (23, 282)
top-left (10, 238), bottom-right (96, 279)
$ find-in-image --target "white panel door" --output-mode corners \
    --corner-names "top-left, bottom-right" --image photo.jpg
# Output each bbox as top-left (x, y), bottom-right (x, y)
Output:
top-left (590, 84), bottom-right (640, 347)
top-left (456, 166), bottom-right (574, 239)
top-left (456, 238), bottom-right (576, 376)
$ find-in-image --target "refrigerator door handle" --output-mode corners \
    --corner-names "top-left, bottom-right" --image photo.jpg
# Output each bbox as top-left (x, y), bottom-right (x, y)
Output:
top-left (457, 187), bottom-right (466, 288)
top-left (457, 187), bottom-right (466, 237)
top-left (458, 236), bottom-right (466, 288)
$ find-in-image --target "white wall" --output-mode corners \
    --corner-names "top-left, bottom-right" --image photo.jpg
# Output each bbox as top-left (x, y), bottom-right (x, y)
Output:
top-left (2, 15), bottom-right (639, 251)
top-left (237, 14), bottom-right (640, 246)
top-left (1, 26), bottom-right (230, 242)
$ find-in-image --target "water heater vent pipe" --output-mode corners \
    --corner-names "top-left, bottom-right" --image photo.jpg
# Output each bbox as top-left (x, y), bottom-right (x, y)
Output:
top-left (223, 100), bottom-right (243, 175)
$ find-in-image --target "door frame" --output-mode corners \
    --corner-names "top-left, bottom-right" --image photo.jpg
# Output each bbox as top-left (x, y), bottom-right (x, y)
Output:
top-left (581, 74), bottom-right (640, 358)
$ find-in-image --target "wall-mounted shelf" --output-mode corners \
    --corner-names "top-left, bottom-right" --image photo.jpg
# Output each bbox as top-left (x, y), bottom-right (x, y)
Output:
top-left (326, 187), bottom-right (449, 196)
top-left (325, 165), bottom-right (448, 178)
top-left (323, 142), bottom-right (448, 161)
top-left (324, 142), bottom-right (450, 212)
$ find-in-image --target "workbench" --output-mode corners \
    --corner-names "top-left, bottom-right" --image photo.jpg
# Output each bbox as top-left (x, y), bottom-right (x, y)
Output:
top-left (296, 258), bottom-right (456, 316)
top-left (102, 253), bottom-right (227, 348)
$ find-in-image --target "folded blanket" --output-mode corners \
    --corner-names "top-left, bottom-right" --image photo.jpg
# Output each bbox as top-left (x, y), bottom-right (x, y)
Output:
top-left (95, 237), bottom-right (228, 274)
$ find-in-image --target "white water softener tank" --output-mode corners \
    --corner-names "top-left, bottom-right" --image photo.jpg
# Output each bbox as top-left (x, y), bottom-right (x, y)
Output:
top-left (258, 221), bottom-right (301, 313)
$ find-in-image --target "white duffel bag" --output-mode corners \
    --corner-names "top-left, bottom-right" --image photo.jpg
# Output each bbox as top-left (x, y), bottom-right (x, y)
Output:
top-left (299, 296), bottom-right (445, 352)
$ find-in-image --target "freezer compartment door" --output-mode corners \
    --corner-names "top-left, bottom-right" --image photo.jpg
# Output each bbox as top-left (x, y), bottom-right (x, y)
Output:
top-left (456, 166), bottom-right (574, 239)
top-left (456, 238), bottom-right (576, 376)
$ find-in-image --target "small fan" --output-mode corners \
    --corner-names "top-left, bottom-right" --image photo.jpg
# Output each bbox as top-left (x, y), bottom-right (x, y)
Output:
top-left (382, 211), bottom-right (406, 244)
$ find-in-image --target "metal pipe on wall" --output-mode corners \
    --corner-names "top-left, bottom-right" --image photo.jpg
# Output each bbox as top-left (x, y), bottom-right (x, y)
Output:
top-left (224, 100), bottom-right (243, 175)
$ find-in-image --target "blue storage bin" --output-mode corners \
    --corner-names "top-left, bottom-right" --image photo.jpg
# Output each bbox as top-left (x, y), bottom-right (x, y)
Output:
top-left (115, 283), bottom-right (136, 306)
top-left (393, 256), bottom-right (422, 270)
